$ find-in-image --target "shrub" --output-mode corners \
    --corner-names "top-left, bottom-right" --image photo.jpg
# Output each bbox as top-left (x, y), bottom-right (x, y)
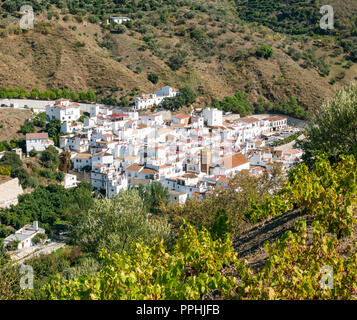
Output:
top-left (167, 50), bottom-right (188, 71)
top-left (87, 15), bottom-right (99, 24)
top-left (256, 44), bottom-right (273, 59)
top-left (148, 73), bottom-right (159, 84)
top-left (0, 166), bottom-right (11, 176)
top-left (46, 223), bottom-right (238, 300)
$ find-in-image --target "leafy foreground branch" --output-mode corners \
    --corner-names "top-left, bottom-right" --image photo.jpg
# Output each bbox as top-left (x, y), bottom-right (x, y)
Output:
top-left (46, 224), bottom-right (239, 300)
top-left (237, 220), bottom-right (357, 300)
top-left (246, 155), bottom-right (357, 239)
top-left (44, 154), bottom-right (357, 300)
top-left (46, 219), bottom-right (357, 300)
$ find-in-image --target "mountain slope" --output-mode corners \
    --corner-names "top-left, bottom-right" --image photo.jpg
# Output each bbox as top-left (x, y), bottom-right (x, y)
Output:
top-left (0, 0), bottom-right (356, 109)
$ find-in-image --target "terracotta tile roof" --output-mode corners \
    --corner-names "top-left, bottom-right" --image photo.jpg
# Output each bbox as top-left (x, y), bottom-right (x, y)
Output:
top-left (173, 113), bottom-right (190, 119)
top-left (130, 179), bottom-right (151, 185)
top-left (286, 149), bottom-right (302, 155)
top-left (217, 176), bottom-right (231, 184)
top-left (26, 133), bottom-right (49, 140)
top-left (171, 123), bottom-right (187, 128)
top-left (158, 164), bottom-right (172, 169)
top-left (220, 152), bottom-right (249, 170)
top-left (93, 151), bottom-right (112, 157)
top-left (141, 168), bottom-right (158, 174)
top-left (240, 117), bottom-right (260, 124)
top-left (263, 116), bottom-right (287, 121)
top-left (110, 113), bottom-right (129, 118)
top-left (125, 163), bottom-right (143, 172)
top-left (75, 153), bottom-right (92, 159)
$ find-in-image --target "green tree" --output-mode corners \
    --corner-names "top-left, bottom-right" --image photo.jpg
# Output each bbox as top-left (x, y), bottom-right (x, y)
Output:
top-left (40, 146), bottom-right (59, 170)
top-left (86, 90), bottom-right (96, 102)
top-left (69, 190), bottom-right (172, 255)
top-left (46, 119), bottom-right (61, 146)
top-left (79, 92), bottom-right (88, 102)
top-left (20, 121), bottom-right (35, 135)
top-left (256, 44), bottom-right (273, 59)
top-left (209, 209), bottom-right (232, 241)
top-left (138, 182), bottom-right (169, 215)
top-left (148, 73), bottom-right (159, 84)
top-left (32, 112), bottom-right (47, 128)
top-left (167, 50), bottom-right (188, 71)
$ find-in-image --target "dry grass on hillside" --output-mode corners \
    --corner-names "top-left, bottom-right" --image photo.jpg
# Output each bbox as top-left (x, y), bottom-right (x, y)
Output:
top-left (0, 108), bottom-right (32, 142)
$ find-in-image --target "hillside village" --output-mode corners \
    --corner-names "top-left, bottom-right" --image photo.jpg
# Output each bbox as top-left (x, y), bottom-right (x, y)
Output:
top-left (0, 83), bottom-right (306, 260)
top-left (19, 88), bottom-right (303, 205)
top-left (0, 0), bottom-right (356, 301)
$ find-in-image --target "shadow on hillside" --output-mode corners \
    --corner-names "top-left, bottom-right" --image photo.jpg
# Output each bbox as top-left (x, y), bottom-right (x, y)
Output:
top-left (233, 209), bottom-right (311, 271)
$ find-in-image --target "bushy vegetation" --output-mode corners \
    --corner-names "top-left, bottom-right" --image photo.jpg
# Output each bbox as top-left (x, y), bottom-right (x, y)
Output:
top-left (0, 88), bottom-right (96, 103)
top-left (237, 220), bottom-right (357, 300)
top-left (271, 131), bottom-right (301, 146)
top-left (137, 181), bottom-right (169, 215)
top-left (247, 154), bottom-right (357, 240)
top-left (46, 217), bottom-right (357, 300)
top-left (255, 44), bottom-right (273, 59)
top-left (161, 165), bottom-right (285, 236)
top-left (161, 86), bottom-right (197, 111)
top-left (212, 92), bottom-right (254, 116)
top-left (46, 223), bottom-right (238, 300)
top-left (68, 189), bottom-right (172, 255)
top-left (0, 138), bottom-right (26, 153)
top-left (234, 0), bottom-right (356, 38)
top-left (0, 182), bottom-right (94, 234)
top-left (210, 92), bottom-right (309, 120)
top-left (0, 151), bottom-right (33, 188)
top-left (45, 119), bottom-right (61, 146)
top-left (301, 82), bottom-right (357, 165)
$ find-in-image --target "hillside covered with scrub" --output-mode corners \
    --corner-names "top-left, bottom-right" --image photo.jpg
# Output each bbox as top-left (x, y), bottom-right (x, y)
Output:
top-left (0, 0), bottom-right (356, 112)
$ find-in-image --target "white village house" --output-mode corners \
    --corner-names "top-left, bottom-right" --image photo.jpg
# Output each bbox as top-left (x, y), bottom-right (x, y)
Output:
top-left (63, 174), bottom-right (77, 189)
top-left (263, 116), bottom-right (288, 131)
top-left (106, 16), bottom-right (131, 24)
top-left (46, 99), bottom-right (81, 123)
top-left (26, 132), bottom-right (54, 156)
top-left (134, 87), bottom-right (178, 110)
top-left (3, 221), bottom-right (45, 250)
top-left (202, 108), bottom-right (223, 127)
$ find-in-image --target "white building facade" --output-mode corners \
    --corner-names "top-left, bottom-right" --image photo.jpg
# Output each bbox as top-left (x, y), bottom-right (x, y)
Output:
top-left (46, 99), bottom-right (81, 123)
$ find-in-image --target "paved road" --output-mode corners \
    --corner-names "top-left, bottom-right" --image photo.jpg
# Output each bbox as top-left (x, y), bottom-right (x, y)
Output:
top-left (12, 242), bottom-right (66, 265)
top-left (0, 98), bottom-right (106, 113)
